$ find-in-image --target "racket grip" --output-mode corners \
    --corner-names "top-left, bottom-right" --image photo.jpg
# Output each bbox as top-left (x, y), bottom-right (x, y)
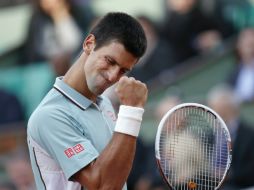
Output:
top-left (114, 105), bottom-right (144, 137)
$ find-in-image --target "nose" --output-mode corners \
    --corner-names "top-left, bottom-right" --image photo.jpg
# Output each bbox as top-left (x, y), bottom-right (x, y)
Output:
top-left (107, 66), bottom-right (120, 82)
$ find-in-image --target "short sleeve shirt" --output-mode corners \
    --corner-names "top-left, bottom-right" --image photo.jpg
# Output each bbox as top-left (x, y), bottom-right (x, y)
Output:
top-left (27, 77), bottom-right (127, 190)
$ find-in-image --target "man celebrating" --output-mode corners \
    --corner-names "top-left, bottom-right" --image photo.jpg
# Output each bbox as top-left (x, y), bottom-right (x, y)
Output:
top-left (27, 12), bottom-right (147, 190)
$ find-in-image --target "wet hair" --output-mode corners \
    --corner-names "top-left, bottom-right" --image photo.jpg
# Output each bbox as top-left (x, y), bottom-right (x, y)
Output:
top-left (90, 12), bottom-right (147, 58)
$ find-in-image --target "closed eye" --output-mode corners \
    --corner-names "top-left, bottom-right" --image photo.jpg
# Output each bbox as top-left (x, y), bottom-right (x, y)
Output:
top-left (104, 56), bottom-right (115, 65)
top-left (119, 68), bottom-right (130, 75)
top-left (104, 56), bottom-right (130, 75)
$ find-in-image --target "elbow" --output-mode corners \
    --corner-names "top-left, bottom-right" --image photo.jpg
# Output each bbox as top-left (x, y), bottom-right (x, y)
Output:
top-left (73, 169), bottom-right (101, 189)
top-left (72, 161), bottom-right (125, 189)
top-left (74, 170), bottom-right (124, 190)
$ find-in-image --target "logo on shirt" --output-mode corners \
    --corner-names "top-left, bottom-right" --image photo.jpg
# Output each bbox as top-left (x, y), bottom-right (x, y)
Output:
top-left (64, 144), bottom-right (84, 158)
top-left (73, 143), bottom-right (84, 153)
top-left (106, 110), bottom-right (116, 121)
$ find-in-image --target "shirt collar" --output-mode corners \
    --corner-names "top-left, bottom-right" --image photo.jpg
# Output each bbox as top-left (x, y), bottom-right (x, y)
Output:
top-left (53, 77), bottom-right (93, 110)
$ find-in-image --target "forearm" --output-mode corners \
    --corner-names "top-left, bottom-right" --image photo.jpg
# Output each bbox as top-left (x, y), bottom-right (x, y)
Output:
top-left (95, 133), bottom-right (137, 189)
top-left (74, 76), bottom-right (148, 189)
top-left (74, 106), bottom-right (144, 189)
top-left (74, 133), bottom-right (137, 189)
top-left (54, 16), bottom-right (82, 51)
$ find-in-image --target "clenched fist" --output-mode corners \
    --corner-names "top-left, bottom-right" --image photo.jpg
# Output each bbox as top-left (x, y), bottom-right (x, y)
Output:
top-left (115, 76), bottom-right (148, 108)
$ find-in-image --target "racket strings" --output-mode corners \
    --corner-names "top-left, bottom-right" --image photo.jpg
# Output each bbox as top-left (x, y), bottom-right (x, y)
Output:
top-left (159, 107), bottom-right (229, 190)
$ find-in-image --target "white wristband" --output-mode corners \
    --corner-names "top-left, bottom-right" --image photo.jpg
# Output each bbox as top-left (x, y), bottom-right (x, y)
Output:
top-left (114, 105), bottom-right (144, 137)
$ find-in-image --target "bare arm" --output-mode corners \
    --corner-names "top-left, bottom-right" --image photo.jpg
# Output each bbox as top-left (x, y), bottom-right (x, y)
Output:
top-left (73, 76), bottom-right (148, 189)
top-left (73, 133), bottom-right (136, 189)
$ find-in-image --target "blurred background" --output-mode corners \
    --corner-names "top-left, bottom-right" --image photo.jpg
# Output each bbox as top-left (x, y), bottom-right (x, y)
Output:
top-left (1, 0), bottom-right (254, 189)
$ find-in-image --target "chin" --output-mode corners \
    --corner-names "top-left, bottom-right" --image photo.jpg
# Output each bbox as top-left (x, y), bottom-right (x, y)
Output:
top-left (93, 88), bottom-right (107, 96)
top-left (90, 82), bottom-right (111, 96)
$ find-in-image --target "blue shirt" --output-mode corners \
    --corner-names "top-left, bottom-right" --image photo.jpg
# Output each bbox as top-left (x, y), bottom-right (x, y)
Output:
top-left (27, 77), bottom-right (127, 190)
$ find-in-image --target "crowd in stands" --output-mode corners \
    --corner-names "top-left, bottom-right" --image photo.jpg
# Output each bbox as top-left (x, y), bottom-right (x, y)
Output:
top-left (228, 28), bottom-right (254, 103)
top-left (1, 0), bottom-right (254, 189)
top-left (19, 0), bottom-right (95, 76)
top-left (207, 84), bottom-right (254, 190)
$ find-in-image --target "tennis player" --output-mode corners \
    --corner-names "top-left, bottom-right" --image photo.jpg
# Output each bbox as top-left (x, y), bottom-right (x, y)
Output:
top-left (27, 12), bottom-right (147, 190)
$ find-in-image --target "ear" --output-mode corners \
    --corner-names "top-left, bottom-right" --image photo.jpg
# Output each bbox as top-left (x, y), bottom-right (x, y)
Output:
top-left (83, 34), bottom-right (95, 55)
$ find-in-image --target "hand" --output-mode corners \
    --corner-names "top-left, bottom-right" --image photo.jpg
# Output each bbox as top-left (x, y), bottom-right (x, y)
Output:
top-left (40, 0), bottom-right (70, 23)
top-left (115, 76), bottom-right (148, 108)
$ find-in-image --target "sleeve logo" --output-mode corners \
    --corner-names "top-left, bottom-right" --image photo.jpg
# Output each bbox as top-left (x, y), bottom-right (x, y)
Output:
top-left (64, 144), bottom-right (84, 158)
top-left (73, 143), bottom-right (84, 153)
top-left (64, 148), bottom-right (75, 158)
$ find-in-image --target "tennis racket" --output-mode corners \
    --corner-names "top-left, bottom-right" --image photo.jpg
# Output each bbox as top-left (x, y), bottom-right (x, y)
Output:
top-left (155, 103), bottom-right (232, 190)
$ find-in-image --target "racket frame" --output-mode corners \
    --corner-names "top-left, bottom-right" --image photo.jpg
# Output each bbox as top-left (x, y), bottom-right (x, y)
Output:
top-left (155, 103), bottom-right (232, 190)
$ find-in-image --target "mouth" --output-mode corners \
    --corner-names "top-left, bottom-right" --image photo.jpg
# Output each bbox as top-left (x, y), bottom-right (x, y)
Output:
top-left (98, 74), bottom-right (112, 90)
top-left (100, 73), bottom-right (112, 85)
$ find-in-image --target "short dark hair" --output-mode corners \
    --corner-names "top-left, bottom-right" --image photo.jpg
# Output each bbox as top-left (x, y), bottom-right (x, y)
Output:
top-left (90, 12), bottom-right (147, 58)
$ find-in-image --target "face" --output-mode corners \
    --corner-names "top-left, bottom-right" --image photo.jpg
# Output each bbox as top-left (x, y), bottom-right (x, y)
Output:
top-left (237, 29), bottom-right (254, 62)
top-left (167, 0), bottom-right (196, 14)
top-left (39, 0), bottom-right (67, 14)
top-left (83, 38), bottom-right (138, 96)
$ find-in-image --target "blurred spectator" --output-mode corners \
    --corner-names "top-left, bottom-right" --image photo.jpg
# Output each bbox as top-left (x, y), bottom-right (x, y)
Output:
top-left (0, 88), bottom-right (24, 125)
top-left (128, 15), bottom-right (176, 84)
top-left (207, 84), bottom-right (254, 189)
top-left (155, 95), bottom-right (182, 120)
top-left (159, 0), bottom-right (233, 63)
top-left (228, 28), bottom-right (254, 103)
top-left (4, 149), bottom-right (35, 190)
top-left (19, 0), bottom-right (95, 75)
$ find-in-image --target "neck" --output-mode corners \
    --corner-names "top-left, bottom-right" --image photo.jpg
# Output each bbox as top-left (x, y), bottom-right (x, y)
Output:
top-left (63, 53), bottom-right (97, 101)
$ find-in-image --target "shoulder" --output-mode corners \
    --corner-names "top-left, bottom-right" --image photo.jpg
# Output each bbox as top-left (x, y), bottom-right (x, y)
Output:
top-left (28, 104), bottom-right (70, 135)
top-left (28, 100), bottom-right (80, 138)
top-left (27, 104), bottom-right (83, 152)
